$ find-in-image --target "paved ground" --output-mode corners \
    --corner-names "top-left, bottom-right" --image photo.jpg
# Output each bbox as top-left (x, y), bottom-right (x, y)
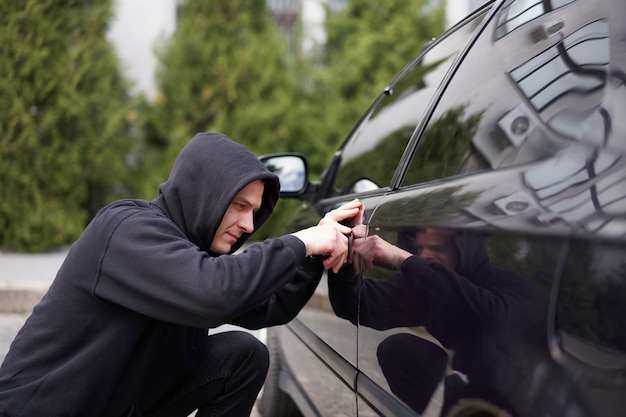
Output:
top-left (0, 249), bottom-right (66, 363)
top-left (0, 248), bottom-right (262, 416)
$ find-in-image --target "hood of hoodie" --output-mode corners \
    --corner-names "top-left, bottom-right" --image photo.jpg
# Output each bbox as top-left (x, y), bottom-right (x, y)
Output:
top-left (152, 132), bottom-right (280, 254)
top-left (452, 230), bottom-right (493, 286)
top-left (398, 227), bottom-right (493, 286)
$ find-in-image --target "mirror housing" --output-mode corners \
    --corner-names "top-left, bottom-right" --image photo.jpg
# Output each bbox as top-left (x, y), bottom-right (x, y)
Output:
top-left (259, 153), bottom-right (312, 198)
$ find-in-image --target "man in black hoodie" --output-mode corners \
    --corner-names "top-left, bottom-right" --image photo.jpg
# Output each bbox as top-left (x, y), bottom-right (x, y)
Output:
top-left (0, 132), bottom-right (360, 417)
top-left (329, 224), bottom-right (547, 416)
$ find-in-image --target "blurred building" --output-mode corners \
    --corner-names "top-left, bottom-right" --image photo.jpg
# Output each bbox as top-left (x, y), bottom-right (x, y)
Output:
top-left (266, 0), bottom-right (489, 59)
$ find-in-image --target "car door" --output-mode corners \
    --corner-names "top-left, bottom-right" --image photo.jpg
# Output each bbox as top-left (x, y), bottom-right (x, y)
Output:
top-left (353, 0), bottom-right (626, 416)
top-left (275, 6), bottom-right (482, 413)
top-left (289, 3), bottom-right (504, 416)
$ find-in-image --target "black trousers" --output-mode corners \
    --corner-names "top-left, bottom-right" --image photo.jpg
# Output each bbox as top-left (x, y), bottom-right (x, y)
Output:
top-left (141, 330), bottom-right (269, 417)
top-left (377, 333), bottom-right (449, 415)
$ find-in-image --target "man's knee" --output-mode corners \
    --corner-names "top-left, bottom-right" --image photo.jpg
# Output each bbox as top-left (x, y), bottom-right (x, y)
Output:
top-left (378, 333), bottom-right (448, 378)
top-left (224, 331), bottom-right (269, 377)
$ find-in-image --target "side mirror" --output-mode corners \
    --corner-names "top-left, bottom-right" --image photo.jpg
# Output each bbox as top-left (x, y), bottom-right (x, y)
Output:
top-left (259, 153), bottom-right (309, 197)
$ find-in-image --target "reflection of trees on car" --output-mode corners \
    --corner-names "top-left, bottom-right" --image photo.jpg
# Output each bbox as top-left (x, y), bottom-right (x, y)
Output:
top-left (594, 266), bottom-right (626, 351)
top-left (558, 242), bottom-right (599, 340)
top-left (404, 104), bottom-right (485, 185)
top-left (558, 240), bottom-right (626, 353)
top-left (334, 127), bottom-right (415, 193)
top-left (486, 233), bottom-right (558, 300)
top-left (373, 186), bottom-right (482, 227)
top-left (332, 55), bottom-right (453, 194)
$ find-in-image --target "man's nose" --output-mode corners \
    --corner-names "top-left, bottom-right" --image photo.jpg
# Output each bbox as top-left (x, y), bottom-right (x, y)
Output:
top-left (239, 213), bottom-right (255, 233)
top-left (420, 248), bottom-right (436, 261)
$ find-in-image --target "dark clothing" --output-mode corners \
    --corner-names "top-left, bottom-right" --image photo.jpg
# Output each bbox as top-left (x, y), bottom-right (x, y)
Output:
top-left (0, 133), bottom-right (323, 416)
top-left (329, 231), bottom-right (547, 413)
top-left (145, 331), bottom-right (268, 417)
top-left (376, 333), bottom-right (448, 415)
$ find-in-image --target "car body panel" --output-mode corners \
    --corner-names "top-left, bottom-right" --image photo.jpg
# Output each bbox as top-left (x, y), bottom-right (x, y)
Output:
top-left (259, 0), bottom-right (626, 415)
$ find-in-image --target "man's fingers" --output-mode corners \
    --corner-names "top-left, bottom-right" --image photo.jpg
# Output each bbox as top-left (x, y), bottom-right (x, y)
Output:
top-left (324, 199), bottom-right (363, 223)
top-left (295, 222), bottom-right (356, 271)
top-left (324, 208), bottom-right (360, 224)
top-left (352, 224), bottom-right (367, 239)
top-left (323, 231), bottom-right (350, 272)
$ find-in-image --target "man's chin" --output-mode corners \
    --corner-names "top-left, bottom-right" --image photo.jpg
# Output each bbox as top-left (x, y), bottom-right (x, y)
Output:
top-left (210, 242), bottom-right (232, 255)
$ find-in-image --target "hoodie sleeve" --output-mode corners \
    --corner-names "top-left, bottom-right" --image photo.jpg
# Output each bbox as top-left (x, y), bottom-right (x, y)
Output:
top-left (92, 207), bottom-right (318, 329)
top-left (229, 258), bottom-right (324, 329)
top-left (399, 255), bottom-right (543, 334)
top-left (330, 255), bottom-right (543, 337)
top-left (329, 264), bottom-right (430, 330)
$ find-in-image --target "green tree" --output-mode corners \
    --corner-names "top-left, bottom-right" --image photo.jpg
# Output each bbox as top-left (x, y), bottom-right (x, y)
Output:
top-left (0, 0), bottom-right (134, 252)
top-left (151, 0), bottom-right (445, 239)
top-left (153, 0), bottom-right (445, 178)
top-left (308, 0), bottom-right (446, 159)
top-left (152, 0), bottom-right (301, 176)
top-left (151, 0), bottom-right (327, 239)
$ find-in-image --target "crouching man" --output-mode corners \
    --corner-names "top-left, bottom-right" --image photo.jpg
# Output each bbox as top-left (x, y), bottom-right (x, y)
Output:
top-left (0, 132), bottom-right (360, 417)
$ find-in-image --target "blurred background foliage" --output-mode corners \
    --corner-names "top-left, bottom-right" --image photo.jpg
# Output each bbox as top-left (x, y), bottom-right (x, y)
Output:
top-left (0, 0), bottom-right (444, 252)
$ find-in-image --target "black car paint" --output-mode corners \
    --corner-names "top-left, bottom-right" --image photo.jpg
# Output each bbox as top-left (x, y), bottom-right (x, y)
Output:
top-left (259, 0), bottom-right (626, 416)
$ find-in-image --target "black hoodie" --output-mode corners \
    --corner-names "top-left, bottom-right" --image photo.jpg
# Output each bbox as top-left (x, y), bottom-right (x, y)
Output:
top-left (0, 133), bottom-right (323, 416)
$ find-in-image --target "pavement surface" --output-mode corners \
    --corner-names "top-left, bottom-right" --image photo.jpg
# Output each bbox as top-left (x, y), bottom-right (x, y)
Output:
top-left (0, 248), bottom-right (262, 416)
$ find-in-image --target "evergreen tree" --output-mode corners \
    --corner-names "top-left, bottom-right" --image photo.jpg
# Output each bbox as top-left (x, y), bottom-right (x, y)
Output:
top-left (152, 0), bottom-right (302, 177)
top-left (308, 0), bottom-right (446, 156)
top-left (0, 0), bottom-right (134, 252)
top-left (152, 0), bottom-right (446, 239)
top-left (151, 0), bottom-right (319, 240)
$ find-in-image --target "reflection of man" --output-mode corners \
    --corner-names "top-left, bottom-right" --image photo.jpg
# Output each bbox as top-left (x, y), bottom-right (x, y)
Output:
top-left (330, 223), bottom-right (547, 415)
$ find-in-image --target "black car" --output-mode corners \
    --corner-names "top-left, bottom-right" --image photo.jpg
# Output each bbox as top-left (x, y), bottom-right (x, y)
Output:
top-left (258, 0), bottom-right (626, 416)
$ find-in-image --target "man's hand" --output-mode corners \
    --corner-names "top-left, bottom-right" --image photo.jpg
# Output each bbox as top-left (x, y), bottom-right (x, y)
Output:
top-left (318, 198), bottom-right (363, 231)
top-left (291, 199), bottom-right (363, 273)
top-left (350, 229), bottom-right (412, 275)
top-left (291, 225), bottom-right (348, 272)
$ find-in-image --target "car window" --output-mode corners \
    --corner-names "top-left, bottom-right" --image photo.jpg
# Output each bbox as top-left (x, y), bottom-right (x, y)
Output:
top-left (330, 14), bottom-right (483, 196)
top-left (402, 0), bottom-right (611, 187)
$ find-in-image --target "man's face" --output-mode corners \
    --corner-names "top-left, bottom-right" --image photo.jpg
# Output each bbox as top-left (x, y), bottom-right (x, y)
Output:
top-left (210, 180), bottom-right (264, 254)
top-left (414, 228), bottom-right (458, 271)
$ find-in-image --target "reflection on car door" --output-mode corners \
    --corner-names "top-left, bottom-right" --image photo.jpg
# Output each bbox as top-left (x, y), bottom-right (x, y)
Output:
top-left (350, 0), bottom-right (626, 416)
top-left (355, 177), bottom-right (563, 417)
